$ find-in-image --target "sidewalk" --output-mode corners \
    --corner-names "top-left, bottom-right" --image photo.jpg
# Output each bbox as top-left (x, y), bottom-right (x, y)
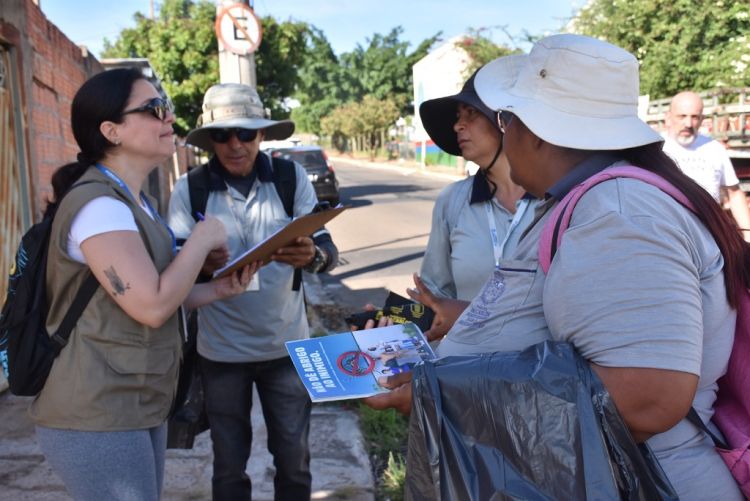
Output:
top-left (329, 154), bottom-right (465, 183)
top-left (0, 274), bottom-right (374, 501)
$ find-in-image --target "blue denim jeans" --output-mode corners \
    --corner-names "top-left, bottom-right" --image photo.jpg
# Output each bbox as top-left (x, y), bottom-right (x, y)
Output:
top-left (200, 355), bottom-right (312, 501)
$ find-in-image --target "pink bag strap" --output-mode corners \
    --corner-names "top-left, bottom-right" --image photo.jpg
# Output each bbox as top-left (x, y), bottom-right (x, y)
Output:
top-left (539, 166), bottom-right (696, 274)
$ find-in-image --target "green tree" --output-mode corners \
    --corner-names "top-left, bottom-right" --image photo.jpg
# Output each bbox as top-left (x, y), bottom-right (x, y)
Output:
top-left (357, 94), bottom-right (400, 160)
top-left (342, 27), bottom-right (440, 114)
top-left (572, 0), bottom-right (750, 99)
top-left (293, 27), bottom-right (439, 137)
top-left (291, 27), bottom-right (347, 135)
top-left (455, 28), bottom-right (520, 78)
top-left (103, 0), bottom-right (311, 135)
top-left (103, 0), bottom-right (218, 134)
top-left (254, 16), bottom-right (310, 119)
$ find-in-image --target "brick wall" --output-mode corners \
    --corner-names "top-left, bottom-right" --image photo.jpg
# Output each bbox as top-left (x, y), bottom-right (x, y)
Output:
top-left (23, 0), bottom-right (102, 214)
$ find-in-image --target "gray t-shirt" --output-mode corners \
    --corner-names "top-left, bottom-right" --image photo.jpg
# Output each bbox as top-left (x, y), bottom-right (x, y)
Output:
top-left (437, 164), bottom-right (740, 500)
top-left (168, 154), bottom-right (318, 363)
top-left (420, 175), bottom-right (537, 301)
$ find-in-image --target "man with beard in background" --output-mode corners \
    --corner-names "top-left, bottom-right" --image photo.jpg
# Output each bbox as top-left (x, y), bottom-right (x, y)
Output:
top-left (663, 91), bottom-right (750, 241)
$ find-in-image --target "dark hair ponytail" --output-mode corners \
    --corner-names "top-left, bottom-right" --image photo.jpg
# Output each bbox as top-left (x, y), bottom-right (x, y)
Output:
top-left (49, 68), bottom-right (145, 204)
top-left (621, 143), bottom-right (750, 308)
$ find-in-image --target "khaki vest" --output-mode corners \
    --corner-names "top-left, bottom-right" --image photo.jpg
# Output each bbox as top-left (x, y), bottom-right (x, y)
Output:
top-left (29, 168), bottom-right (182, 431)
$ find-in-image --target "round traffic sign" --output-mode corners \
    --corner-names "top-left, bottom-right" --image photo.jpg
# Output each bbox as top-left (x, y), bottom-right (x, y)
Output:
top-left (215, 3), bottom-right (263, 55)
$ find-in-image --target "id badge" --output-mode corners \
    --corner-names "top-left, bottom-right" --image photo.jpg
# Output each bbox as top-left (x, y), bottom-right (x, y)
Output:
top-left (245, 273), bottom-right (260, 291)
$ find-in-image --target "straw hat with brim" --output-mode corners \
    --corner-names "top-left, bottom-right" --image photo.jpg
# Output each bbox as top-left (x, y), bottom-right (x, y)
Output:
top-left (419, 54), bottom-right (526, 156)
top-left (185, 83), bottom-right (295, 153)
top-left (474, 34), bottom-right (662, 151)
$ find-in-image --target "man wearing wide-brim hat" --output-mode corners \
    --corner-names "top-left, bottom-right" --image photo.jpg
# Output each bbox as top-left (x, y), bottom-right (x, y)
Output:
top-left (168, 83), bottom-right (338, 500)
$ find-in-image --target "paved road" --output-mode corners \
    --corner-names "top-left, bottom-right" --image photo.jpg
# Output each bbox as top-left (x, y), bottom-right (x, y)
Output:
top-left (320, 157), bottom-right (458, 310)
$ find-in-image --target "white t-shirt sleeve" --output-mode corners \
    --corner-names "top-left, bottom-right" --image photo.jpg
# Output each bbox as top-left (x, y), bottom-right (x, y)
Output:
top-left (67, 196), bottom-right (139, 264)
top-left (716, 143), bottom-right (740, 187)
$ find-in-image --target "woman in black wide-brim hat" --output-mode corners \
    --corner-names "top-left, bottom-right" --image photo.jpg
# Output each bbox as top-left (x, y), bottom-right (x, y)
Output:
top-left (409, 54), bottom-right (538, 342)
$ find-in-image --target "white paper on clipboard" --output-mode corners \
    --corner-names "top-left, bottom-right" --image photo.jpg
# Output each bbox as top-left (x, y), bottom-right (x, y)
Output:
top-left (213, 205), bottom-right (347, 279)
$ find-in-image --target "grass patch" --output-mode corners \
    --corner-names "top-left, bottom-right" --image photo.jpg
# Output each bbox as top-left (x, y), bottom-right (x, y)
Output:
top-left (353, 402), bottom-right (409, 500)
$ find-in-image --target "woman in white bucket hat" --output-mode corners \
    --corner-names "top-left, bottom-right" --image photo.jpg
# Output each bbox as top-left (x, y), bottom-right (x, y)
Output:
top-left (470, 33), bottom-right (745, 499)
top-left (371, 34), bottom-right (747, 500)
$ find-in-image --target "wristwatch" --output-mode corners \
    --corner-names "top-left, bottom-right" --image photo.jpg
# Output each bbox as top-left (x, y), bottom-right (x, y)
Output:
top-left (304, 245), bottom-right (328, 273)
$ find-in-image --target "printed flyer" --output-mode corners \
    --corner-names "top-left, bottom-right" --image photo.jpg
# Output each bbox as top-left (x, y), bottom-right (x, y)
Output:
top-left (286, 322), bottom-right (435, 402)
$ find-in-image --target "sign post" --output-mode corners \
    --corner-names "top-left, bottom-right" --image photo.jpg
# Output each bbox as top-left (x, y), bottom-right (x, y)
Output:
top-left (215, 1), bottom-right (262, 85)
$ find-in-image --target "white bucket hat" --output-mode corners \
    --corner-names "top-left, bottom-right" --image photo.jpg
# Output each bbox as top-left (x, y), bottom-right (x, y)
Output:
top-left (185, 83), bottom-right (294, 152)
top-left (474, 34), bottom-right (662, 150)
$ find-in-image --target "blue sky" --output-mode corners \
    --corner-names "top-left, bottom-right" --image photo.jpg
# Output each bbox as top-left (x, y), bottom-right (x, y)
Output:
top-left (41, 0), bottom-right (579, 58)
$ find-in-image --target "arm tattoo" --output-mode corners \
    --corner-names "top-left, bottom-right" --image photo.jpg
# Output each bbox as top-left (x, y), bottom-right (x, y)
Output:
top-left (103, 266), bottom-right (131, 296)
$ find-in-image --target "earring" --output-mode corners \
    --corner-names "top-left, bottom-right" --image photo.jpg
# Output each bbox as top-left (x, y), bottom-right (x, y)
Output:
top-left (113, 139), bottom-right (121, 146)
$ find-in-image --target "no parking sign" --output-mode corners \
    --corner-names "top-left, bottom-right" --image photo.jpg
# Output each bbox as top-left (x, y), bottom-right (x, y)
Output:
top-left (215, 3), bottom-right (263, 55)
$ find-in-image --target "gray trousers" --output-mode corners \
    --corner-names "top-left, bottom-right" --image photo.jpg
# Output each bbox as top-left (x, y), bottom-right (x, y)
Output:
top-left (35, 423), bottom-right (167, 501)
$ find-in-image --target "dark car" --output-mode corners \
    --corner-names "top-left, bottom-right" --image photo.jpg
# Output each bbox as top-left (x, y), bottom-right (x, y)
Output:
top-left (268, 146), bottom-right (340, 205)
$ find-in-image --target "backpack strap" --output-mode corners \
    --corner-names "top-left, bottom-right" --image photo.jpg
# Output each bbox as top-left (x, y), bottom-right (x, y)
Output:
top-left (686, 407), bottom-right (729, 450)
top-left (539, 166), bottom-right (696, 274)
top-left (271, 156), bottom-right (296, 218)
top-left (50, 273), bottom-right (99, 352)
top-left (49, 180), bottom-right (105, 351)
top-left (270, 156), bottom-right (302, 290)
top-left (187, 164), bottom-right (211, 223)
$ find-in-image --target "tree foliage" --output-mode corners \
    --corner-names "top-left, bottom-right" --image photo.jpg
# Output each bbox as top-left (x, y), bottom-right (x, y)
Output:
top-left (321, 95), bottom-right (400, 159)
top-left (455, 28), bottom-right (520, 78)
top-left (291, 27), bottom-right (349, 136)
top-left (102, 0), bottom-right (310, 134)
top-left (103, 0), bottom-right (218, 134)
top-left (103, 3), bottom-right (443, 149)
top-left (340, 27), bottom-right (440, 113)
top-left (254, 16), bottom-right (310, 119)
top-left (572, 0), bottom-right (750, 99)
top-left (294, 26), bottom-right (439, 147)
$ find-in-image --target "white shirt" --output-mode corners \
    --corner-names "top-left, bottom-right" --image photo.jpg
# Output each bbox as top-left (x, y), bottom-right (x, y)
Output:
top-left (67, 196), bottom-right (143, 263)
top-left (662, 134), bottom-right (740, 201)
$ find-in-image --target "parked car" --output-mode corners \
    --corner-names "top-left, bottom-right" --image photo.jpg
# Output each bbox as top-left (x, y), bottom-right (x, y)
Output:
top-left (266, 145), bottom-right (340, 205)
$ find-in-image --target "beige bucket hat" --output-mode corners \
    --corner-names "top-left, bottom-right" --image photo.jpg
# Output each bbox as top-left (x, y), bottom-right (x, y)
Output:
top-left (185, 83), bottom-right (295, 152)
top-left (474, 34), bottom-right (662, 150)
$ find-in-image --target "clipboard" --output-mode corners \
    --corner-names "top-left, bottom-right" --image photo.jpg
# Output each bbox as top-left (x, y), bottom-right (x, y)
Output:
top-left (213, 206), bottom-right (347, 278)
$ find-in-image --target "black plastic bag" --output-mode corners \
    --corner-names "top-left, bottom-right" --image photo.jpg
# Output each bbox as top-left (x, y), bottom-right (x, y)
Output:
top-left (407, 341), bottom-right (679, 500)
top-left (167, 310), bottom-right (208, 449)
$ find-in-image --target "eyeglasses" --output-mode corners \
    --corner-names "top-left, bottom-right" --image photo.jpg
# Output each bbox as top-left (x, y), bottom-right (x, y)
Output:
top-left (496, 111), bottom-right (514, 134)
top-left (121, 97), bottom-right (173, 122)
top-left (208, 128), bottom-right (259, 144)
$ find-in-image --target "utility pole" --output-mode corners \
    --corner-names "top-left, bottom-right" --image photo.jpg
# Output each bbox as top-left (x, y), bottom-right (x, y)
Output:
top-left (215, 0), bottom-right (261, 87)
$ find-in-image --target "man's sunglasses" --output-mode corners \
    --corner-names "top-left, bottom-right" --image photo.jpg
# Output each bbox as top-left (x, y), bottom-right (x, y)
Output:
top-left (208, 128), bottom-right (259, 143)
top-left (121, 97), bottom-right (173, 122)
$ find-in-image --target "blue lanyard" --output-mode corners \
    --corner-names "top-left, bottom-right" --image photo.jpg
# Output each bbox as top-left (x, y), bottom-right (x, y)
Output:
top-left (96, 163), bottom-right (177, 255)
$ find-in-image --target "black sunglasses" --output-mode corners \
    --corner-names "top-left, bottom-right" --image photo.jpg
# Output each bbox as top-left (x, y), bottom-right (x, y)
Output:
top-left (208, 128), bottom-right (259, 144)
top-left (121, 97), bottom-right (172, 122)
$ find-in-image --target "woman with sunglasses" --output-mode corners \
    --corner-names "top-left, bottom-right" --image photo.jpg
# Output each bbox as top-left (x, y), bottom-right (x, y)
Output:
top-left (28, 68), bottom-right (258, 501)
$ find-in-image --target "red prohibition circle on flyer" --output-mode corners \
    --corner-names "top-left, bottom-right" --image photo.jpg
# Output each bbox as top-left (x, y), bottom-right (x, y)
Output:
top-left (337, 351), bottom-right (376, 377)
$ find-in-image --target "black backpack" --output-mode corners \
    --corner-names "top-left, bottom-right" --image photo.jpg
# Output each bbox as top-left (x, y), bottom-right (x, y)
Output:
top-left (0, 185), bottom-right (99, 396)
